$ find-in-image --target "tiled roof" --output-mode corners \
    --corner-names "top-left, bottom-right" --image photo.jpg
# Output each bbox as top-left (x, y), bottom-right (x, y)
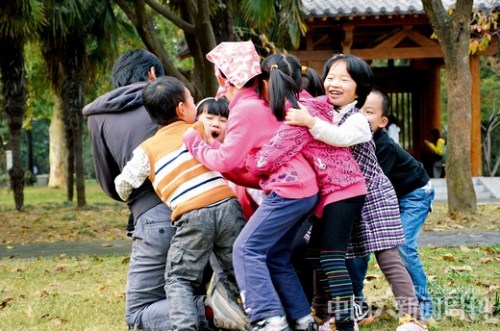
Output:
top-left (301, 0), bottom-right (500, 18)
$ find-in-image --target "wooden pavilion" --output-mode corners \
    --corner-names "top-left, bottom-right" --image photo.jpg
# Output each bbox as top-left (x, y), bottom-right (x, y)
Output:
top-left (293, 0), bottom-right (499, 176)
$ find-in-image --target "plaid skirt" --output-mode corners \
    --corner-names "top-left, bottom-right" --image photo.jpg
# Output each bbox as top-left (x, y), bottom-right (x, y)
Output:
top-left (347, 174), bottom-right (405, 258)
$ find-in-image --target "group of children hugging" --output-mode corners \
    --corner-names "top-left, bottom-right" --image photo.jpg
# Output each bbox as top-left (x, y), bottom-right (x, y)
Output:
top-left (114, 40), bottom-right (434, 331)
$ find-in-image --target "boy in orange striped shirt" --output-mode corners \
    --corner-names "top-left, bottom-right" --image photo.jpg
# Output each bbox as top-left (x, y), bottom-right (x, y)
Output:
top-left (115, 76), bottom-right (246, 331)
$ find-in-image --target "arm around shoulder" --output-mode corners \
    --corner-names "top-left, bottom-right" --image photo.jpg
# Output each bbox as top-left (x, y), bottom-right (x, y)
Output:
top-left (309, 112), bottom-right (372, 147)
top-left (114, 147), bottom-right (151, 201)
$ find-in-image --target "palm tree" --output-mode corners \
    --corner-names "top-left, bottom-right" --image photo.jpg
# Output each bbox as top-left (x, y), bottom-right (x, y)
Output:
top-left (0, 0), bottom-right (45, 211)
top-left (40, 0), bottom-right (118, 207)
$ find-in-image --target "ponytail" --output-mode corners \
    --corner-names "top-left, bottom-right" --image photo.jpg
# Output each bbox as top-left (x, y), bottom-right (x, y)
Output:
top-left (262, 54), bottom-right (302, 121)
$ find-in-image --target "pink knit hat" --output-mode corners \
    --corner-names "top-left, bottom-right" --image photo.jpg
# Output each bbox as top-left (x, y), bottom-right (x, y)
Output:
top-left (206, 41), bottom-right (262, 99)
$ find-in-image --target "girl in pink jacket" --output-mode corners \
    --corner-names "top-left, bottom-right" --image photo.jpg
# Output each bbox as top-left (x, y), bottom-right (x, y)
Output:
top-left (183, 41), bottom-right (319, 331)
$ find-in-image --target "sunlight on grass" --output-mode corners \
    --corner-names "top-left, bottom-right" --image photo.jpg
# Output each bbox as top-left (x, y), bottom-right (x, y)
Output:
top-left (1, 180), bottom-right (129, 245)
top-left (0, 179), bottom-right (118, 210)
top-left (0, 181), bottom-right (498, 330)
top-left (0, 255), bottom-right (128, 330)
top-left (361, 246), bottom-right (500, 330)
top-left (0, 247), bottom-right (498, 330)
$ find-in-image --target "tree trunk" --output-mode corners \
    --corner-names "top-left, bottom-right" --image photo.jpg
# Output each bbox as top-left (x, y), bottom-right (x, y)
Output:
top-left (49, 94), bottom-right (68, 188)
top-left (422, 0), bottom-right (477, 218)
top-left (61, 36), bottom-right (86, 207)
top-left (446, 52), bottom-right (477, 217)
top-left (0, 36), bottom-right (26, 211)
top-left (114, 0), bottom-right (219, 99)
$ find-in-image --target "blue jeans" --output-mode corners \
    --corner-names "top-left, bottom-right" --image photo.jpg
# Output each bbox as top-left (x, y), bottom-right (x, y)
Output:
top-left (398, 181), bottom-right (435, 319)
top-left (346, 182), bottom-right (435, 319)
top-left (233, 192), bottom-right (318, 323)
top-left (125, 203), bottom-right (209, 330)
top-left (345, 254), bottom-right (370, 300)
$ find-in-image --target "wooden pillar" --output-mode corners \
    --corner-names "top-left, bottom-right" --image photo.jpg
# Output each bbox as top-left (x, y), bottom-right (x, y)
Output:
top-left (342, 23), bottom-right (354, 53)
top-left (470, 55), bottom-right (482, 176)
top-left (430, 66), bottom-right (442, 132)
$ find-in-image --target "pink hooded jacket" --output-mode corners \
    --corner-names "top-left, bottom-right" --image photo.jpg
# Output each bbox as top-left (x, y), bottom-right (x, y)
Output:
top-left (183, 87), bottom-right (318, 199)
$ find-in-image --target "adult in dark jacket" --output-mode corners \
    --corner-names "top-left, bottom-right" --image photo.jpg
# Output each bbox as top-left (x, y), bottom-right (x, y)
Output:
top-left (348, 86), bottom-right (435, 321)
top-left (82, 50), bottom-right (209, 330)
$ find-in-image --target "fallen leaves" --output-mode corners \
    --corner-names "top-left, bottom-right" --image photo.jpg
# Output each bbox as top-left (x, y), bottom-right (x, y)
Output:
top-left (424, 203), bottom-right (500, 231)
top-left (0, 297), bottom-right (13, 310)
top-left (442, 253), bottom-right (456, 262)
top-left (445, 265), bottom-right (473, 272)
top-left (1, 202), bottom-right (128, 245)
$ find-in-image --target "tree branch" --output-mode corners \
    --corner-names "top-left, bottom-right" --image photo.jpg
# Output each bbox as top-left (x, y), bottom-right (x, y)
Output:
top-left (144, 0), bottom-right (195, 34)
top-left (113, 0), bottom-right (138, 25)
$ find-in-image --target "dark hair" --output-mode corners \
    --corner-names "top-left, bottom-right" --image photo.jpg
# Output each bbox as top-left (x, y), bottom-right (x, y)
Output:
top-left (142, 76), bottom-right (187, 125)
top-left (196, 97), bottom-right (229, 119)
top-left (322, 54), bottom-right (373, 108)
top-left (430, 128), bottom-right (441, 142)
top-left (261, 54), bottom-right (302, 121)
top-left (112, 49), bottom-right (165, 88)
top-left (370, 85), bottom-right (391, 117)
top-left (300, 66), bottom-right (325, 97)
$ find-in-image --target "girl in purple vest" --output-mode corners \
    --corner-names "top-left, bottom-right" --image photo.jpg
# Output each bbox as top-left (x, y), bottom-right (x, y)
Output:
top-left (285, 54), bottom-right (428, 331)
top-left (246, 53), bottom-right (367, 331)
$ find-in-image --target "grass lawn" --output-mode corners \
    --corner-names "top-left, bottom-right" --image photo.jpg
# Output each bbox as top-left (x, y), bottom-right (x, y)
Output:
top-left (0, 180), bottom-right (129, 245)
top-left (0, 181), bottom-right (499, 330)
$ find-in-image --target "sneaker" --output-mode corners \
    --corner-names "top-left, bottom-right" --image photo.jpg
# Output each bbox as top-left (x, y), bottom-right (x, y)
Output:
top-left (352, 299), bottom-right (370, 322)
top-left (206, 275), bottom-right (251, 331)
top-left (395, 314), bottom-right (428, 331)
top-left (252, 316), bottom-right (292, 331)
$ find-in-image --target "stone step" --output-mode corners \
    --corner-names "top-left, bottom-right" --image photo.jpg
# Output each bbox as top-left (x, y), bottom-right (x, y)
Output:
top-left (430, 178), bottom-right (495, 202)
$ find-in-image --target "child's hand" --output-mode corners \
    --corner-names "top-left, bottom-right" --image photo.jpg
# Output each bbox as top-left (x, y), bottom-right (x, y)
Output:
top-left (183, 127), bottom-right (196, 138)
top-left (187, 121), bottom-right (205, 137)
top-left (284, 102), bottom-right (316, 129)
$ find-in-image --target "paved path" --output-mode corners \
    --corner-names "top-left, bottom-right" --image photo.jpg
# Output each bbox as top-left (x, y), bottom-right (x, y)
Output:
top-left (1, 231), bottom-right (499, 259)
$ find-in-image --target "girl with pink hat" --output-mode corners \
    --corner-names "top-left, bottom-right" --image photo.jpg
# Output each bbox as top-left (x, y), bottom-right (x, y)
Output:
top-left (183, 41), bottom-right (319, 331)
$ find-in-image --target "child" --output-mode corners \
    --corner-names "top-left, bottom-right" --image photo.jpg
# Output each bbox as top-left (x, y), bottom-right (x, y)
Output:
top-left (196, 97), bottom-right (268, 221)
top-left (285, 54), bottom-right (428, 331)
top-left (114, 76), bottom-right (247, 331)
top-left (354, 86), bottom-right (435, 319)
top-left (183, 41), bottom-right (319, 331)
top-left (196, 97), bottom-right (229, 143)
top-left (246, 53), bottom-right (367, 331)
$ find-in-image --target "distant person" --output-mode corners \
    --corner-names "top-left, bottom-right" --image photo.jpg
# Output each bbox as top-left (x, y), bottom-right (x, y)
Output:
top-left (423, 128), bottom-right (445, 178)
top-left (114, 76), bottom-right (247, 331)
top-left (82, 50), bottom-right (210, 330)
top-left (357, 86), bottom-right (435, 320)
top-left (387, 114), bottom-right (401, 145)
